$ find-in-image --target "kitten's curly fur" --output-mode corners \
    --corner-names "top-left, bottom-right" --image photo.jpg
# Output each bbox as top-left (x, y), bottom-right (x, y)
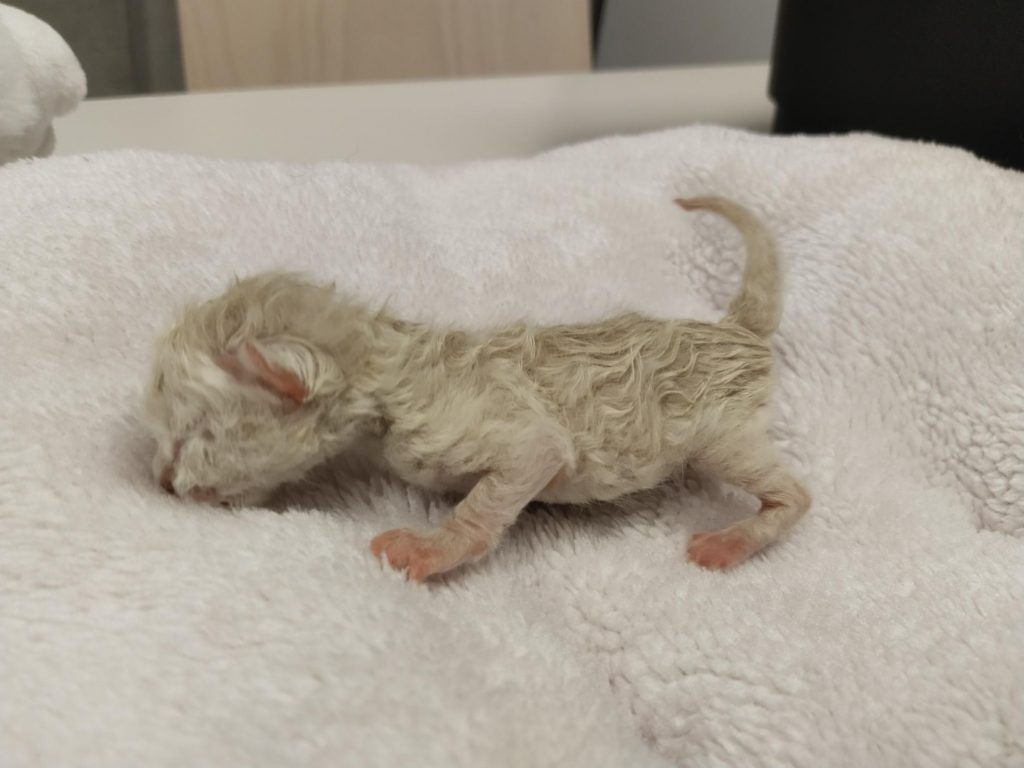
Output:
top-left (143, 197), bottom-right (810, 579)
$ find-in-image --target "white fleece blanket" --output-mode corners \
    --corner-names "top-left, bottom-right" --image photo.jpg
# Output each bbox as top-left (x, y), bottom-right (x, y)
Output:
top-left (1, 127), bottom-right (1022, 768)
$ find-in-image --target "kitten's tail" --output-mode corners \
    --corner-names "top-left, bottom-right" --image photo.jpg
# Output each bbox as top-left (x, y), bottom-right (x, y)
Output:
top-left (675, 196), bottom-right (782, 338)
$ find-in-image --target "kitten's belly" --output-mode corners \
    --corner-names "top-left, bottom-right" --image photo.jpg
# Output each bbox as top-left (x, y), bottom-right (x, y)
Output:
top-left (389, 458), bottom-right (664, 505)
top-left (535, 463), bottom-right (671, 505)
top-left (391, 462), bottom-right (480, 496)
top-left (383, 440), bottom-right (674, 505)
top-left (361, 439), bottom-right (480, 496)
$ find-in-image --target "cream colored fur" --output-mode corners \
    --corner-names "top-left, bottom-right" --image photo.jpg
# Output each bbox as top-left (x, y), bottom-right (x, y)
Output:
top-left (143, 196), bottom-right (810, 579)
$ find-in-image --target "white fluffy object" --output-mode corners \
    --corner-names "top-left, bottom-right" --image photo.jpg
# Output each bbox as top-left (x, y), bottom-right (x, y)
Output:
top-left (0, 3), bottom-right (85, 164)
top-left (0, 127), bottom-right (1021, 767)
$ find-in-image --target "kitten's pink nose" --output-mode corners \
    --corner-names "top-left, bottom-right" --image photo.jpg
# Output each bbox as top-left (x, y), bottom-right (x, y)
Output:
top-left (189, 486), bottom-right (219, 504)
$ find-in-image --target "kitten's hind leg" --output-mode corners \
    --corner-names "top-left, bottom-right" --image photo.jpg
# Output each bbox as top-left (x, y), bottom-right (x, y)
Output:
top-left (687, 433), bottom-right (810, 571)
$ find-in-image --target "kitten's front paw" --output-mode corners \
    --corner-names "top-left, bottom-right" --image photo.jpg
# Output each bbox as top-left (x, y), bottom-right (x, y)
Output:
top-left (370, 528), bottom-right (486, 582)
top-left (687, 527), bottom-right (759, 571)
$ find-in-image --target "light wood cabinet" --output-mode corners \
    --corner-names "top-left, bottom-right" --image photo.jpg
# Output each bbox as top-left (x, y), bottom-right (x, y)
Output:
top-left (177, 0), bottom-right (591, 91)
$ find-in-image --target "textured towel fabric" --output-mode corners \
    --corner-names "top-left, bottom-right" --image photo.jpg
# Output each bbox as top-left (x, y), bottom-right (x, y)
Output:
top-left (0, 3), bottom-right (85, 164)
top-left (1, 127), bottom-right (1022, 768)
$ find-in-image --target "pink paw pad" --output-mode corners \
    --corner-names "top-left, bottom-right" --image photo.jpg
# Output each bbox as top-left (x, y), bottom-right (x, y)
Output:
top-left (371, 528), bottom-right (485, 582)
top-left (687, 528), bottom-right (759, 570)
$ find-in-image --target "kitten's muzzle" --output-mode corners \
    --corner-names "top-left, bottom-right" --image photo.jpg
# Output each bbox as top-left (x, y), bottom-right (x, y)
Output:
top-left (159, 452), bottom-right (228, 507)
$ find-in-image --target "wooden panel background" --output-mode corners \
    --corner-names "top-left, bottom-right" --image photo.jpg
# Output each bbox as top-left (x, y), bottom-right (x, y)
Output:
top-left (177, 0), bottom-right (591, 91)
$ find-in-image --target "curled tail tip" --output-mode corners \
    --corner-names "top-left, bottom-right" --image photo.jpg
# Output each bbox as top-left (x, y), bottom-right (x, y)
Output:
top-left (674, 196), bottom-right (716, 212)
top-left (675, 196), bottom-right (746, 219)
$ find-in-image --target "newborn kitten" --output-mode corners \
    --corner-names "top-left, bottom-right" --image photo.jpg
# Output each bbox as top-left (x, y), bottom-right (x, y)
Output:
top-left (143, 196), bottom-right (810, 580)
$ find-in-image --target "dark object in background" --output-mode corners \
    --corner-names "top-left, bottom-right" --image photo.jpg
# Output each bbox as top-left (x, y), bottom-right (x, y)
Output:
top-left (769, 0), bottom-right (1024, 171)
top-left (7, 0), bottom-right (183, 98)
top-left (590, 0), bottom-right (606, 49)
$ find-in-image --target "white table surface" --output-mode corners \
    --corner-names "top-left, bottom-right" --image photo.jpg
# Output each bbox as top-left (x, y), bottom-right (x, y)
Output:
top-left (53, 63), bottom-right (773, 163)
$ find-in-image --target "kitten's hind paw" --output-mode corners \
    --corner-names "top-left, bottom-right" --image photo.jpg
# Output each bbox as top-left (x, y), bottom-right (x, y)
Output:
top-left (687, 527), bottom-right (759, 571)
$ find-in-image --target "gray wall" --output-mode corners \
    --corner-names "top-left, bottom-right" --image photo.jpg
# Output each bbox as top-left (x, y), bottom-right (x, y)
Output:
top-left (7, 0), bottom-right (183, 97)
top-left (597, 0), bottom-right (779, 68)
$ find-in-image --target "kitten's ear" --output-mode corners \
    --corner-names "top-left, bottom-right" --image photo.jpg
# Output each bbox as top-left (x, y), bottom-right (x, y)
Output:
top-left (216, 339), bottom-right (319, 405)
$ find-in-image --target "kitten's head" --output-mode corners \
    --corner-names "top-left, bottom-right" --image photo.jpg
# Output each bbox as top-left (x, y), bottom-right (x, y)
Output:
top-left (143, 274), bottom-right (371, 507)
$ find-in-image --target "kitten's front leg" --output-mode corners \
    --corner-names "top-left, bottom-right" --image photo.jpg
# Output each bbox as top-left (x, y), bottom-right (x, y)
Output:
top-left (371, 451), bottom-right (562, 582)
